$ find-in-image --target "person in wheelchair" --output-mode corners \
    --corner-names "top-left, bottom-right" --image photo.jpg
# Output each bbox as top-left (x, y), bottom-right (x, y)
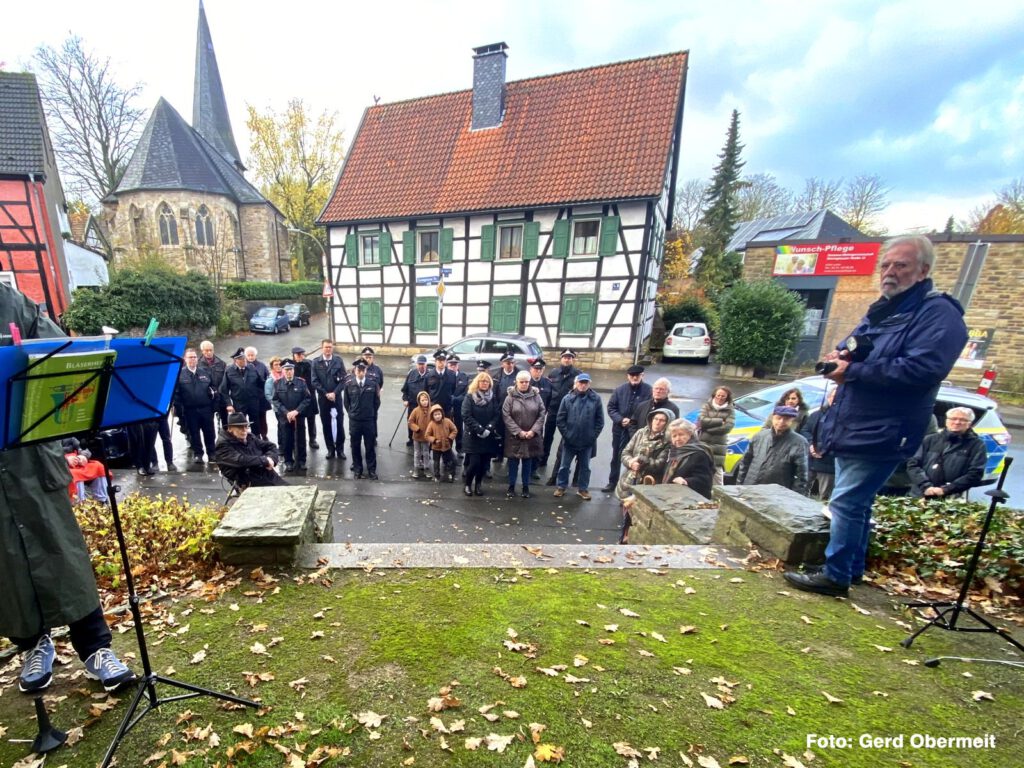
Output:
top-left (214, 413), bottom-right (287, 489)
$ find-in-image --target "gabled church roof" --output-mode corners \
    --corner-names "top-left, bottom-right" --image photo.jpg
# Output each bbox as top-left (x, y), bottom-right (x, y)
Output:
top-left (110, 97), bottom-right (264, 204)
top-left (320, 51), bottom-right (688, 223)
top-left (192, 0), bottom-right (243, 170)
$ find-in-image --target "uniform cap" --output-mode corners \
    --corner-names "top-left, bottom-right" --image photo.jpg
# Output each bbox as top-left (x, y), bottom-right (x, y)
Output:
top-left (560, 349), bottom-right (577, 359)
top-left (476, 360), bottom-right (492, 371)
top-left (361, 346), bottom-right (375, 355)
top-left (352, 359), bottom-right (368, 369)
top-left (500, 352), bottom-right (516, 363)
top-left (531, 358), bottom-right (546, 369)
top-left (281, 360), bottom-right (295, 369)
top-left (291, 346), bottom-right (306, 355)
top-left (230, 347), bottom-right (246, 360)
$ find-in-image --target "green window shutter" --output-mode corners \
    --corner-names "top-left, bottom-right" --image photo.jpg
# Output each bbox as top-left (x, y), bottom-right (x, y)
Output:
top-left (560, 296), bottom-right (578, 334)
top-left (479, 224), bottom-right (495, 261)
top-left (551, 219), bottom-right (570, 258)
top-left (345, 233), bottom-right (358, 266)
top-left (598, 215), bottom-right (620, 257)
top-left (489, 297), bottom-right (520, 333)
top-left (379, 231), bottom-right (393, 265)
top-left (560, 294), bottom-right (597, 334)
top-left (359, 299), bottom-right (382, 332)
top-left (414, 297), bottom-right (439, 332)
top-left (440, 227), bottom-right (454, 263)
top-left (522, 221), bottom-right (540, 260)
top-left (402, 231), bottom-right (416, 265)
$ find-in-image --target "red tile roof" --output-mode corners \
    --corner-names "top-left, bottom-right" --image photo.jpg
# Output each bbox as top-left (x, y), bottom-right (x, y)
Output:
top-left (320, 51), bottom-right (688, 223)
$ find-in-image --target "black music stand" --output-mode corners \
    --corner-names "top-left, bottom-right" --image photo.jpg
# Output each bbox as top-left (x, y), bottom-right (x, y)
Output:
top-left (900, 457), bottom-right (1024, 666)
top-left (4, 341), bottom-right (258, 767)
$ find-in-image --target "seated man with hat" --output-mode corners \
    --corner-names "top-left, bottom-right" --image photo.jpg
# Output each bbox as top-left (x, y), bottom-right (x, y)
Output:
top-left (735, 405), bottom-right (808, 495)
top-left (214, 413), bottom-right (288, 488)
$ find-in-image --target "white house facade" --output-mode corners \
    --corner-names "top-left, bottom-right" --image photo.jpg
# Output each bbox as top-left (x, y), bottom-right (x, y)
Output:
top-left (320, 46), bottom-right (686, 367)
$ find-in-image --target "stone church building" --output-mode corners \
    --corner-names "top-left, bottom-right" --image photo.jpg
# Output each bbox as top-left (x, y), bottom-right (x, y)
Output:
top-left (102, 2), bottom-right (290, 283)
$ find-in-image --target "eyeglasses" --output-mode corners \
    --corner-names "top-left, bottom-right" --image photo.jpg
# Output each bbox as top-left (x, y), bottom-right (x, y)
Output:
top-left (946, 417), bottom-right (971, 423)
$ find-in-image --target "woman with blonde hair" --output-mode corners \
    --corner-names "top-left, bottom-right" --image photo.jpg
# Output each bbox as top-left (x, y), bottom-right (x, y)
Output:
top-left (461, 372), bottom-right (501, 496)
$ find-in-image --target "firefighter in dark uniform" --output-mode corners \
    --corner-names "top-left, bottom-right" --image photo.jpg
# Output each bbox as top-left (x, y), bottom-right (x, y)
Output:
top-left (272, 360), bottom-right (312, 472)
top-left (401, 355), bottom-right (430, 446)
top-left (448, 355), bottom-right (470, 455)
top-left (361, 347), bottom-right (385, 391)
top-left (291, 346), bottom-right (319, 451)
top-left (219, 347), bottom-right (265, 432)
top-left (172, 347), bottom-right (218, 465)
top-left (343, 358), bottom-right (381, 479)
top-left (311, 339), bottom-right (346, 459)
top-left (426, 349), bottom-right (455, 414)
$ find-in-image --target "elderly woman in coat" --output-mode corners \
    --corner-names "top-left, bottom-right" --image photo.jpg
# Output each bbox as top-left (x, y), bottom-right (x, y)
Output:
top-left (697, 386), bottom-right (735, 485)
top-left (615, 406), bottom-right (675, 502)
top-left (661, 418), bottom-right (715, 498)
top-left (502, 370), bottom-right (546, 499)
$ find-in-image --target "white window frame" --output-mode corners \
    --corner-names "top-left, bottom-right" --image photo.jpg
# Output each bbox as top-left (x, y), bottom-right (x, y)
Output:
top-left (361, 234), bottom-right (380, 265)
top-left (571, 218), bottom-right (600, 257)
top-left (419, 230), bottom-right (440, 263)
top-left (498, 224), bottom-right (523, 261)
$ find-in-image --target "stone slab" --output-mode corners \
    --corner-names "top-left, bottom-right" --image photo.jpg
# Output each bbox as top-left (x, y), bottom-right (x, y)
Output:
top-left (213, 486), bottom-right (319, 565)
top-left (311, 490), bottom-right (336, 542)
top-left (295, 542), bottom-right (749, 570)
top-left (712, 484), bottom-right (829, 565)
top-left (631, 485), bottom-right (719, 545)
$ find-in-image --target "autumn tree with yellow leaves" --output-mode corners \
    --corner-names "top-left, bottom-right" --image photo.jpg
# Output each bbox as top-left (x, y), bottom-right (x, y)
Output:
top-left (247, 100), bottom-right (345, 279)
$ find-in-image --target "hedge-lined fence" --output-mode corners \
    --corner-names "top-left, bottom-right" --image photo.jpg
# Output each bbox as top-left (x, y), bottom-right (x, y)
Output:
top-left (222, 281), bottom-right (323, 300)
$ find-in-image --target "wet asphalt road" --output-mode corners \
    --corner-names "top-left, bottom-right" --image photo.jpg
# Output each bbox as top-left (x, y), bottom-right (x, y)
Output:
top-left (118, 315), bottom-right (726, 545)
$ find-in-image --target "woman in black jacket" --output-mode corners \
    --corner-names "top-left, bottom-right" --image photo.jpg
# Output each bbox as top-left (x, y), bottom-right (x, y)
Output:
top-left (461, 373), bottom-right (501, 496)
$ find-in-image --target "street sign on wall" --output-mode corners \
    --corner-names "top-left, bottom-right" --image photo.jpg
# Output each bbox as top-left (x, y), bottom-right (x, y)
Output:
top-left (773, 243), bottom-right (881, 276)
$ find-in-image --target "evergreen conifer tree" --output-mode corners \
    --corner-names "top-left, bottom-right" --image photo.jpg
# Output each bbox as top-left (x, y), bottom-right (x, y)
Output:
top-left (696, 110), bottom-right (745, 292)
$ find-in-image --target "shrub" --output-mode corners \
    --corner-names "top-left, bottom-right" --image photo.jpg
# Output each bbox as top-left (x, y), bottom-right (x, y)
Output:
top-left (715, 280), bottom-right (804, 370)
top-left (74, 493), bottom-right (224, 590)
top-left (659, 292), bottom-right (719, 334)
top-left (63, 267), bottom-right (219, 334)
top-left (869, 495), bottom-right (1024, 601)
top-left (222, 280), bottom-right (322, 300)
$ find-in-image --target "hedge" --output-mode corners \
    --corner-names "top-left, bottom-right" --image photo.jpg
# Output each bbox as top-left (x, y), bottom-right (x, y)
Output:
top-left (222, 281), bottom-right (323, 300)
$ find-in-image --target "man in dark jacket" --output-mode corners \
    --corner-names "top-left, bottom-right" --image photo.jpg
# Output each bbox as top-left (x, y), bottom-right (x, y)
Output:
top-left (554, 373), bottom-right (605, 500)
top-left (272, 361), bottom-right (312, 472)
top-left (736, 405), bottom-right (809, 495)
top-left (785, 235), bottom-right (969, 597)
top-left (343, 359), bottom-right (382, 479)
top-left (173, 347), bottom-right (218, 466)
top-left (214, 413), bottom-right (287, 487)
top-left (630, 378), bottom-right (680, 439)
top-left (199, 339), bottom-right (228, 428)
top-left (603, 364), bottom-right (653, 492)
top-left (311, 339), bottom-right (346, 459)
top-left (542, 349), bottom-right (581, 469)
top-left (219, 347), bottom-right (264, 429)
top-left (448, 355), bottom-right (470, 455)
top-left (906, 406), bottom-right (987, 498)
top-left (402, 355), bottom-right (430, 446)
top-left (799, 388), bottom-right (836, 500)
top-left (291, 346), bottom-right (319, 450)
top-left (1, 282), bottom-right (135, 694)
top-left (361, 347), bottom-right (385, 392)
top-left (426, 350), bottom-right (456, 415)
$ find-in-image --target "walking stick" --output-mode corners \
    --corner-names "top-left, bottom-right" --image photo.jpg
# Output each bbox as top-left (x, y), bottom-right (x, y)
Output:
top-left (388, 407), bottom-right (408, 448)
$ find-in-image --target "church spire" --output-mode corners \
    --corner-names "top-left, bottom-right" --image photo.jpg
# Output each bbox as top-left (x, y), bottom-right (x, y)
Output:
top-left (192, 1), bottom-right (244, 171)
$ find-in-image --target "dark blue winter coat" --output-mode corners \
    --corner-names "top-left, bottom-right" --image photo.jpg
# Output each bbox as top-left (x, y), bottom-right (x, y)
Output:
top-left (556, 388), bottom-right (605, 449)
top-left (819, 279), bottom-right (967, 462)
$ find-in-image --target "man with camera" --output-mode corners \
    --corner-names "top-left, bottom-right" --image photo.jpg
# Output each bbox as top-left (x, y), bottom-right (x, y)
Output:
top-left (784, 236), bottom-right (968, 597)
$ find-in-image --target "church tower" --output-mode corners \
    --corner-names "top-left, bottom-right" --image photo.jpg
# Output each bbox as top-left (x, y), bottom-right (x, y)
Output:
top-left (192, 0), bottom-right (244, 172)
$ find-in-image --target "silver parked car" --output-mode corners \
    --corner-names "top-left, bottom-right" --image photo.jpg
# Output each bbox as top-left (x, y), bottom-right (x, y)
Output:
top-left (411, 333), bottom-right (543, 368)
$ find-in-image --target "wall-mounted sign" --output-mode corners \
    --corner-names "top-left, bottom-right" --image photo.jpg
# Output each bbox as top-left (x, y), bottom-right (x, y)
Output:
top-left (774, 243), bottom-right (881, 277)
top-left (954, 327), bottom-right (995, 369)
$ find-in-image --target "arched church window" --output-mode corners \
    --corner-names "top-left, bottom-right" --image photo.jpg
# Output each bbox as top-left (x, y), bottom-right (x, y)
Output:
top-left (195, 205), bottom-right (216, 247)
top-left (158, 203), bottom-right (179, 245)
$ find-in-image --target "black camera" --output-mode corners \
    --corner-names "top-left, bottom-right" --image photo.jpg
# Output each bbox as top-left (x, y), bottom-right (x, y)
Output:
top-left (815, 335), bottom-right (873, 375)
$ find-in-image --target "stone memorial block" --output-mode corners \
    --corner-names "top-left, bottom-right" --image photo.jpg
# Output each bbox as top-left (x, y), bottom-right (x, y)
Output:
top-left (712, 485), bottom-right (829, 564)
top-left (630, 484), bottom-right (719, 545)
top-left (213, 485), bottom-right (319, 564)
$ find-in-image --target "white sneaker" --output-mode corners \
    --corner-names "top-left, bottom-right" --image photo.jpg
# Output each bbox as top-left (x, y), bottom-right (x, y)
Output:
top-left (822, 505), bottom-right (832, 520)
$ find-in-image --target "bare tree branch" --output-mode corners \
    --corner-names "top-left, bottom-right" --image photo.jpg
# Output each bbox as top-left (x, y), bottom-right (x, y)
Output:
top-left (795, 177), bottom-right (843, 213)
top-left (32, 36), bottom-right (145, 204)
top-left (735, 173), bottom-right (793, 221)
top-left (839, 174), bottom-right (890, 234)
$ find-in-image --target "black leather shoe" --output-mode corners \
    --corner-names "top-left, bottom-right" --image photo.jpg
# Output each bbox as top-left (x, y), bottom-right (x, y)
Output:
top-left (464, 485), bottom-right (473, 497)
top-left (353, 471), bottom-right (363, 479)
top-left (806, 565), bottom-right (863, 586)
top-left (601, 484), bottom-right (615, 493)
top-left (783, 570), bottom-right (849, 597)
top-left (368, 472), bottom-right (378, 480)
top-left (506, 487), bottom-right (515, 498)
top-left (337, 452), bottom-right (346, 460)
top-left (521, 489), bottom-right (531, 499)
top-left (309, 440), bottom-right (320, 450)
top-left (545, 475), bottom-right (556, 486)
top-left (325, 449), bottom-right (335, 459)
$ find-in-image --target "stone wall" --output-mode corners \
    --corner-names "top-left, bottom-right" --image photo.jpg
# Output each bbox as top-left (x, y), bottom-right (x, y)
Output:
top-left (239, 204), bottom-right (291, 283)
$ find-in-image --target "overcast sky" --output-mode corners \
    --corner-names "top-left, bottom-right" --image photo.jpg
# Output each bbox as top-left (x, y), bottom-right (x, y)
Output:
top-left (5, 0), bottom-right (1021, 233)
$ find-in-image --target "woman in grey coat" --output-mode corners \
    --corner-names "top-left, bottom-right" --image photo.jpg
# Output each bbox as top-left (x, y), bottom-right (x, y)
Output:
top-left (502, 371), bottom-right (546, 498)
top-left (697, 386), bottom-right (735, 485)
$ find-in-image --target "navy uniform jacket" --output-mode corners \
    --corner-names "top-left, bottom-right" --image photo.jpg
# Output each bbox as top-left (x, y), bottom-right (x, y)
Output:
top-left (547, 364), bottom-right (581, 416)
top-left (530, 375), bottom-right (553, 410)
top-left (272, 375), bottom-right (312, 418)
top-left (426, 366), bottom-right (456, 412)
top-left (220, 363), bottom-right (264, 413)
top-left (293, 359), bottom-right (319, 415)
top-left (402, 368), bottom-right (429, 406)
top-left (607, 381), bottom-right (653, 432)
top-left (174, 366), bottom-right (217, 413)
top-left (343, 374), bottom-right (382, 422)
top-left (312, 356), bottom-right (346, 400)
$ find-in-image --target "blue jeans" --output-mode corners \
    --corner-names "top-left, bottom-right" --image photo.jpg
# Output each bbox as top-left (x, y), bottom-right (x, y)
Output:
top-left (557, 443), bottom-right (592, 492)
top-left (507, 457), bottom-right (534, 489)
top-left (824, 455), bottom-right (899, 585)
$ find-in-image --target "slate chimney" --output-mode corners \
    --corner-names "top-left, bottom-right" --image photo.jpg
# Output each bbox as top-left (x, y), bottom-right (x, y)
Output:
top-left (471, 42), bottom-right (508, 130)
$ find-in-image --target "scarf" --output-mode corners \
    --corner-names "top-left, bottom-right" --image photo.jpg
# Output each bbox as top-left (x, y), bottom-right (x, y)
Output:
top-left (709, 399), bottom-right (729, 411)
top-left (471, 389), bottom-right (493, 405)
top-left (271, 370), bottom-right (284, 382)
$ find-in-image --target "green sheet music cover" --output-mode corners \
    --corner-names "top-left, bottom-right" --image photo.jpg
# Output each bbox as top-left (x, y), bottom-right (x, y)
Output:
top-left (20, 349), bottom-right (117, 442)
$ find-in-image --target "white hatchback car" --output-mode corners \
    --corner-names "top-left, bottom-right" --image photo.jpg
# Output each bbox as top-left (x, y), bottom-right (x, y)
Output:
top-left (662, 322), bottom-right (711, 363)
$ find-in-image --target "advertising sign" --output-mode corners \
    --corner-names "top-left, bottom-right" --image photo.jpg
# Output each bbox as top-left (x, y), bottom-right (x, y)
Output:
top-left (954, 327), bottom-right (995, 370)
top-left (774, 243), bottom-right (881, 277)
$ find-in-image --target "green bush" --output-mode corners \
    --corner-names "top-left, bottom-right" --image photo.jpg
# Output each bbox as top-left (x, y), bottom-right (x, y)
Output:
top-left (714, 280), bottom-right (804, 370)
top-left (659, 292), bottom-right (719, 334)
top-left (63, 267), bottom-right (219, 334)
top-left (222, 280), bottom-right (322, 300)
top-left (869, 495), bottom-right (1024, 600)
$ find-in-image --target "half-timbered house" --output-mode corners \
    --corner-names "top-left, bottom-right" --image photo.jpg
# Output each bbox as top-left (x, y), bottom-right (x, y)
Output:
top-left (319, 45), bottom-right (688, 367)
